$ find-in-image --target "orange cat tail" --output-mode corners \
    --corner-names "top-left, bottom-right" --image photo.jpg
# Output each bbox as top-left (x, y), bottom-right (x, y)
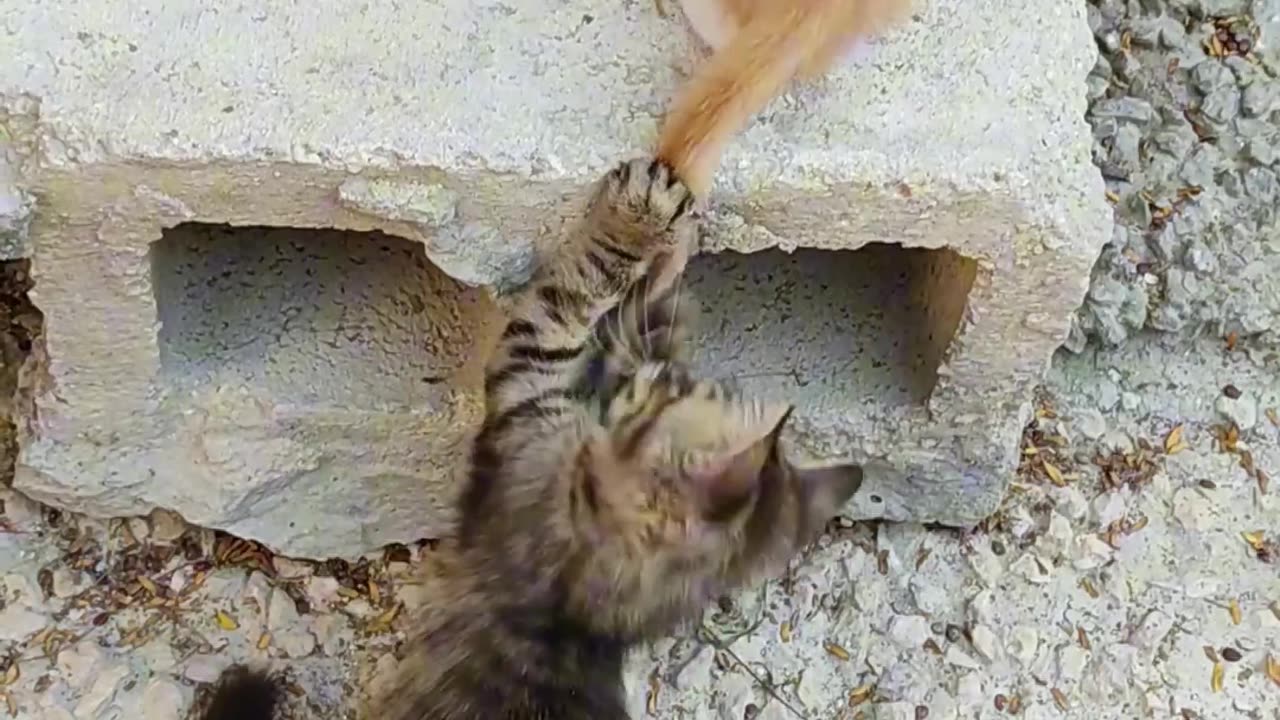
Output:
top-left (655, 0), bottom-right (911, 197)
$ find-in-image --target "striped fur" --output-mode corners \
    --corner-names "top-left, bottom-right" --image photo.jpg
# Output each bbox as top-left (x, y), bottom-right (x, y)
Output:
top-left (199, 157), bottom-right (863, 720)
top-left (375, 157), bottom-right (864, 720)
top-left (192, 664), bottom-right (281, 720)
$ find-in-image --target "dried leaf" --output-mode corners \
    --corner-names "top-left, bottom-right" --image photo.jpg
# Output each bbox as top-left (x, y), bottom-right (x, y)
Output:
top-left (1266, 654), bottom-right (1280, 687)
top-left (1051, 687), bottom-right (1069, 711)
top-left (915, 547), bottom-right (932, 570)
top-left (1105, 190), bottom-right (1120, 203)
top-left (1210, 661), bottom-right (1224, 693)
top-left (1076, 626), bottom-right (1091, 651)
top-left (137, 576), bottom-right (158, 596)
top-left (214, 610), bottom-right (239, 631)
top-left (779, 622), bottom-right (792, 643)
top-left (824, 641), bottom-right (850, 661)
top-left (1164, 425), bottom-right (1185, 453)
top-left (1242, 531), bottom-right (1266, 551)
top-left (1228, 599), bottom-right (1242, 626)
top-left (1266, 407), bottom-right (1279, 428)
top-left (1079, 577), bottom-right (1099, 599)
top-left (1220, 424), bottom-right (1240, 453)
top-left (849, 685), bottom-right (874, 707)
top-left (0, 663), bottom-right (16, 686)
top-left (368, 581), bottom-right (381, 605)
top-left (257, 632), bottom-right (271, 650)
top-left (1202, 645), bottom-right (1220, 663)
top-left (374, 603), bottom-right (401, 626)
top-left (1257, 469), bottom-right (1270, 495)
top-left (1006, 695), bottom-right (1022, 714)
top-left (646, 669), bottom-right (660, 715)
top-left (1043, 461), bottom-right (1066, 487)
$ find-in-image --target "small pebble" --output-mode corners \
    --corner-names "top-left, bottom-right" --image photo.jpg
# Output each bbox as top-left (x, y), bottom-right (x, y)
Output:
top-left (1223, 384), bottom-right (1242, 399)
top-left (1220, 647), bottom-right (1242, 662)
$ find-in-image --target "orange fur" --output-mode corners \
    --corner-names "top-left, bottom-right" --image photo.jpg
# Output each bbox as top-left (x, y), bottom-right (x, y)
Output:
top-left (657, 0), bottom-right (913, 196)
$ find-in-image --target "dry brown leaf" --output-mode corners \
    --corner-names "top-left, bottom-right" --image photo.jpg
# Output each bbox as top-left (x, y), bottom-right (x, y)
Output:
top-left (646, 669), bottom-right (660, 715)
top-left (1202, 645), bottom-right (1220, 663)
top-left (1164, 425), bottom-right (1185, 453)
top-left (849, 685), bottom-right (874, 707)
top-left (824, 641), bottom-right (850, 661)
top-left (1266, 654), bottom-right (1280, 687)
top-left (1076, 627), bottom-right (1091, 651)
top-left (368, 581), bottom-right (381, 605)
top-left (1228, 599), bottom-right (1243, 625)
top-left (0, 663), bottom-right (16, 687)
top-left (137, 576), bottom-right (158, 596)
top-left (1051, 687), bottom-right (1069, 711)
top-left (214, 610), bottom-right (239, 631)
top-left (1079, 577), bottom-right (1099, 599)
top-left (374, 603), bottom-right (401, 627)
top-left (1211, 661), bottom-right (1224, 693)
top-left (1043, 461), bottom-right (1066, 487)
top-left (1242, 531), bottom-right (1266, 551)
top-left (915, 547), bottom-right (932, 570)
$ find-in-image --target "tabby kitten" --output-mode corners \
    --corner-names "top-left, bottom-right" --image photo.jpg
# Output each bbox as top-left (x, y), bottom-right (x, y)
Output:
top-left (200, 157), bottom-right (863, 720)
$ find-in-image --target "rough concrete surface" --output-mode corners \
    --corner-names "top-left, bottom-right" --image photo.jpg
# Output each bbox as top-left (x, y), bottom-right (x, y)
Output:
top-left (0, 334), bottom-right (1275, 720)
top-left (0, 0), bottom-right (1110, 556)
top-left (1072, 0), bottom-right (1280, 350)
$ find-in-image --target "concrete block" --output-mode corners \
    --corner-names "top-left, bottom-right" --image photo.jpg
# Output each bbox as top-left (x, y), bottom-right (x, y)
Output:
top-left (0, 0), bottom-right (1110, 558)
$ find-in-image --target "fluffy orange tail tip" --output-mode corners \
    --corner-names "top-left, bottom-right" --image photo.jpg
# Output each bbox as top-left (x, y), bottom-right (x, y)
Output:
top-left (655, 0), bottom-right (913, 197)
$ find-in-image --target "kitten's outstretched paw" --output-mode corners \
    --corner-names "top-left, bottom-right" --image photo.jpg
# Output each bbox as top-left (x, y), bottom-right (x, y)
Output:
top-left (591, 157), bottom-right (698, 252)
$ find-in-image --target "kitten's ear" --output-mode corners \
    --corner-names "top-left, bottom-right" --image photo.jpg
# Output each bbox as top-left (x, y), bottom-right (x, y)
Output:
top-left (688, 405), bottom-right (793, 521)
top-left (797, 463), bottom-right (864, 523)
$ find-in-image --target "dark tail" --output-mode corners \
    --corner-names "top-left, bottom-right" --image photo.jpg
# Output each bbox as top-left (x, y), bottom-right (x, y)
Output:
top-left (199, 665), bottom-right (282, 720)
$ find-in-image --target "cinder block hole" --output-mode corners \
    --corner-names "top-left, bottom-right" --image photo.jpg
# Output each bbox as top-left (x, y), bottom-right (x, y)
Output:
top-left (150, 224), bottom-right (491, 410)
top-left (686, 244), bottom-right (977, 409)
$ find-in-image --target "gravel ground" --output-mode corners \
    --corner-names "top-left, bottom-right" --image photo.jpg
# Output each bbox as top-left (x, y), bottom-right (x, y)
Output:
top-left (1073, 0), bottom-right (1280, 350)
top-left (0, 333), bottom-right (1276, 720)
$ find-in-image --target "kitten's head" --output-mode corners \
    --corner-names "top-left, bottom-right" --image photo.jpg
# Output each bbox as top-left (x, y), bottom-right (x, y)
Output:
top-left (564, 361), bottom-right (861, 640)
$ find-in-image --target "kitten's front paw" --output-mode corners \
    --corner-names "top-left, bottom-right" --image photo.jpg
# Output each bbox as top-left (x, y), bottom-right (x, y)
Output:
top-left (591, 157), bottom-right (698, 253)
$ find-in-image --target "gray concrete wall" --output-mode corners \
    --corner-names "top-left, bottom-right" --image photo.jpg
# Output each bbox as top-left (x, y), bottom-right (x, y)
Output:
top-left (0, 0), bottom-right (1110, 558)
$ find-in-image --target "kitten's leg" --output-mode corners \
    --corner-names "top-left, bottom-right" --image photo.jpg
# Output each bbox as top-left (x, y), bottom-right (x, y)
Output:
top-left (482, 158), bottom-right (698, 420)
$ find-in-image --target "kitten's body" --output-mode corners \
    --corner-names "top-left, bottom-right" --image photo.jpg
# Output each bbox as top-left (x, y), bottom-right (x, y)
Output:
top-left (200, 158), bottom-right (862, 720)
